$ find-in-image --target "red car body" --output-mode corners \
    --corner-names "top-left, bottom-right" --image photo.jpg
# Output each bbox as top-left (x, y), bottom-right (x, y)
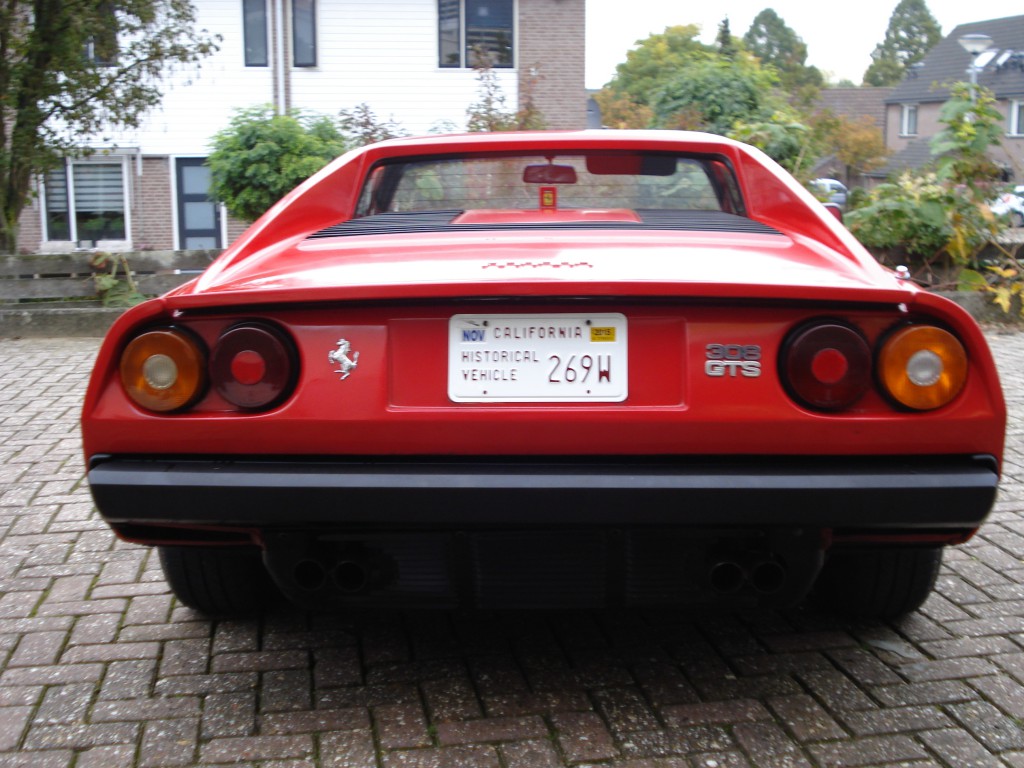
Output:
top-left (81, 131), bottom-right (1006, 616)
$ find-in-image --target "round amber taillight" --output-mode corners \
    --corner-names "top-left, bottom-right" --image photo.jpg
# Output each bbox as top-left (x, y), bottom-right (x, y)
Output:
top-left (877, 325), bottom-right (967, 410)
top-left (120, 328), bottom-right (207, 413)
top-left (209, 323), bottom-right (297, 410)
top-left (781, 321), bottom-right (872, 411)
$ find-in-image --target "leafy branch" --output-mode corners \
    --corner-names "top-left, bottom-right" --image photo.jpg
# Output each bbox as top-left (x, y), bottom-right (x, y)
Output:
top-left (90, 251), bottom-right (146, 308)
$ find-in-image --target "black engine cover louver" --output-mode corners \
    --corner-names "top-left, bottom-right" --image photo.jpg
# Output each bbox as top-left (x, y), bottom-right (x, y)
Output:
top-left (307, 210), bottom-right (783, 239)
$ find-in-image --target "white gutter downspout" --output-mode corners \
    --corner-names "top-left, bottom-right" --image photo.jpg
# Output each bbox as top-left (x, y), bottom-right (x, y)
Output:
top-left (273, 0), bottom-right (287, 113)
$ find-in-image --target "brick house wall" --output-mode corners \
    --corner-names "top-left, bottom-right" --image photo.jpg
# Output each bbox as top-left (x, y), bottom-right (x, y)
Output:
top-left (226, 216), bottom-right (249, 244)
top-left (16, 200), bottom-right (42, 256)
top-left (135, 157), bottom-right (174, 251)
top-left (518, 0), bottom-right (586, 130)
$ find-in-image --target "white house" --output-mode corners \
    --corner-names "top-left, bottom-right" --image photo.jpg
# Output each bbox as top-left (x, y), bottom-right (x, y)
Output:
top-left (17, 0), bottom-right (586, 254)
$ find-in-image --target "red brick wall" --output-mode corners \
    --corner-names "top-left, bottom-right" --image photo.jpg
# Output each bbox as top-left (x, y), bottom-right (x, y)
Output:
top-left (226, 215), bottom-right (250, 245)
top-left (16, 196), bottom-right (42, 254)
top-left (518, 0), bottom-right (586, 130)
top-left (14, 156), bottom-right (175, 254)
top-left (134, 157), bottom-right (174, 251)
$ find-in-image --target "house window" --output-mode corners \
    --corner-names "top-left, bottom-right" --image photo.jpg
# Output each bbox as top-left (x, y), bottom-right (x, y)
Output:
top-left (293, 0), bottom-right (317, 67)
top-left (900, 104), bottom-right (918, 137)
top-left (44, 160), bottom-right (127, 246)
top-left (243, 0), bottom-right (268, 66)
top-left (1010, 100), bottom-right (1024, 137)
top-left (439, 0), bottom-right (514, 69)
top-left (85, 1), bottom-right (118, 66)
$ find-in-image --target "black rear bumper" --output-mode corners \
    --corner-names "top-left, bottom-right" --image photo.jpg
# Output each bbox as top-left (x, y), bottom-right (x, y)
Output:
top-left (87, 455), bottom-right (999, 532)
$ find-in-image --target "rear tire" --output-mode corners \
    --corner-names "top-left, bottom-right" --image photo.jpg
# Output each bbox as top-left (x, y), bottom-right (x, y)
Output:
top-left (813, 546), bottom-right (942, 620)
top-left (158, 545), bottom-right (278, 616)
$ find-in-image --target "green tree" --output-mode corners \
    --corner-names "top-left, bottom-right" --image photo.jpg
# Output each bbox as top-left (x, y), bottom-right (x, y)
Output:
top-left (595, 25), bottom-right (729, 131)
top-left (716, 18), bottom-right (738, 60)
top-left (930, 83), bottom-right (1005, 190)
top-left (207, 107), bottom-right (347, 222)
top-left (653, 54), bottom-right (780, 134)
top-left (603, 25), bottom-right (710, 104)
top-left (930, 83), bottom-right (1005, 264)
top-left (0, 0), bottom-right (219, 252)
top-left (742, 9), bottom-right (823, 94)
top-left (591, 89), bottom-right (654, 129)
top-left (829, 115), bottom-right (890, 182)
top-left (862, 0), bottom-right (941, 86)
top-left (729, 112), bottom-right (813, 176)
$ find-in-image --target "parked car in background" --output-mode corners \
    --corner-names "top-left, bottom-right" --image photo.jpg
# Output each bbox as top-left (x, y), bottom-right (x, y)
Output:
top-left (810, 178), bottom-right (849, 209)
top-left (990, 185), bottom-right (1024, 227)
top-left (82, 131), bottom-right (1006, 619)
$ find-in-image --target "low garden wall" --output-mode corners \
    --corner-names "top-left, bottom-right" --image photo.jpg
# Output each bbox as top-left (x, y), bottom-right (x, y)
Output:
top-left (0, 250), bottom-right (219, 337)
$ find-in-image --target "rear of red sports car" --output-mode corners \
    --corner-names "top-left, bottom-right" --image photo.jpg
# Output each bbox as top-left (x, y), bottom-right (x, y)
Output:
top-left (81, 131), bottom-right (1006, 617)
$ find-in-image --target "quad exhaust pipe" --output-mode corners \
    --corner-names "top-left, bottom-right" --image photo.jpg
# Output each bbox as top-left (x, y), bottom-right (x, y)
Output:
top-left (287, 544), bottom-right (394, 595)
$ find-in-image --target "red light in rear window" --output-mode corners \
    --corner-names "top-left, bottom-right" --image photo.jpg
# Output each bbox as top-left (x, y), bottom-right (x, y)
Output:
top-left (210, 323), bottom-right (297, 410)
top-left (782, 321), bottom-right (871, 411)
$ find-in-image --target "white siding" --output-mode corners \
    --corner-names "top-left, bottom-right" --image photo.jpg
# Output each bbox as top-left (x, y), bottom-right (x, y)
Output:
top-left (100, 0), bottom-right (519, 155)
top-left (104, 0), bottom-right (274, 154)
top-left (291, 1), bottom-right (517, 135)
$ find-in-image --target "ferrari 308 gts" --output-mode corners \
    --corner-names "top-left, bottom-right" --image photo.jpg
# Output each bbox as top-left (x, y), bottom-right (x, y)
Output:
top-left (81, 131), bottom-right (1006, 618)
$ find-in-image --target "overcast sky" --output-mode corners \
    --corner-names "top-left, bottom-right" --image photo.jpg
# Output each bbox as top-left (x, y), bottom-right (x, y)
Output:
top-left (585, 0), bottom-right (1022, 89)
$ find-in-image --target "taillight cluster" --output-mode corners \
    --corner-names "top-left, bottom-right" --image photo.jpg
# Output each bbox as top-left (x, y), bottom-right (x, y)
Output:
top-left (781, 319), bottom-right (968, 413)
top-left (119, 322), bottom-right (298, 414)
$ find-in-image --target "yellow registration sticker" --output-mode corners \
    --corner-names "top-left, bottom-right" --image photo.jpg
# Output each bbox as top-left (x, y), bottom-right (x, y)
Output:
top-left (590, 327), bottom-right (616, 342)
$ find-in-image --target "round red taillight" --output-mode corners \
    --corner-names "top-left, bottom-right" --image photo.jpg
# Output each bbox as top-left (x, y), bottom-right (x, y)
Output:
top-left (210, 323), bottom-right (297, 410)
top-left (782, 321), bottom-right (872, 411)
top-left (120, 327), bottom-right (207, 413)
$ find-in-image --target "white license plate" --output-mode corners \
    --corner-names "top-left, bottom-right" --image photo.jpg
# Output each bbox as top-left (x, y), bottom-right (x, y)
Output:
top-left (448, 314), bottom-right (628, 402)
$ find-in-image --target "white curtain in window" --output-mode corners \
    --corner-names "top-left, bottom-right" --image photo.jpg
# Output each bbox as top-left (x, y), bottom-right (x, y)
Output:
top-left (46, 167), bottom-right (69, 212)
top-left (73, 164), bottom-right (124, 213)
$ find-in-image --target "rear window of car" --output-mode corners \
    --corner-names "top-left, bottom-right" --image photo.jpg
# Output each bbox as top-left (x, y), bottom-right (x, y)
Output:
top-left (354, 152), bottom-right (746, 218)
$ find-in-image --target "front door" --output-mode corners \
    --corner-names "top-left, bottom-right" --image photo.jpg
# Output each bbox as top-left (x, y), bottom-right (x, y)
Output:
top-left (176, 158), bottom-right (222, 249)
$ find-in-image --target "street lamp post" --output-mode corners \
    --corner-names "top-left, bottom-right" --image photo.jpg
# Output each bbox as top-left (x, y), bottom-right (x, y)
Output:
top-left (958, 33), bottom-right (993, 102)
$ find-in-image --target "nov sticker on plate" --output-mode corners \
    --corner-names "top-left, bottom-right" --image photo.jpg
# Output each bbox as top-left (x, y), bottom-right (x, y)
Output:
top-left (448, 314), bottom-right (628, 402)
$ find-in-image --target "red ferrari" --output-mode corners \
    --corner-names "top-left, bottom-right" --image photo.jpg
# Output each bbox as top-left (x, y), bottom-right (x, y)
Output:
top-left (81, 131), bottom-right (1006, 618)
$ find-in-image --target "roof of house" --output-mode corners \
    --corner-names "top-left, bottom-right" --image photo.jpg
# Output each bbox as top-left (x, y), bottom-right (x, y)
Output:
top-left (888, 15), bottom-right (1024, 104)
top-left (864, 139), bottom-right (933, 179)
top-left (816, 87), bottom-right (893, 129)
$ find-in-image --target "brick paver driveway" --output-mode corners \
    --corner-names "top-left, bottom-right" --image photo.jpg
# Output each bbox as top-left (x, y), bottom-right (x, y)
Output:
top-left (1, 330), bottom-right (1023, 768)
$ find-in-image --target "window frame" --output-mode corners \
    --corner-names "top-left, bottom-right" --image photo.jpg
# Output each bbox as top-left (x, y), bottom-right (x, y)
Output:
top-left (438, 0), bottom-right (515, 70)
top-left (243, 0), bottom-right (269, 67)
top-left (900, 104), bottom-right (919, 138)
top-left (1009, 100), bottom-right (1024, 138)
top-left (42, 157), bottom-right (131, 247)
top-left (292, 0), bottom-right (317, 68)
top-left (85, 1), bottom-right (118, 66)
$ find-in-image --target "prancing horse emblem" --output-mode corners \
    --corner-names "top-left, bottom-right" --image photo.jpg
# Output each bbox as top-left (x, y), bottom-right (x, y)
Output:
top-left (328, 339), bottom-right (359, 380)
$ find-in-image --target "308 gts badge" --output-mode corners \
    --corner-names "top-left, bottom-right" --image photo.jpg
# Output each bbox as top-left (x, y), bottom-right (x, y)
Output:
top-left (705, 343), bottom-right (762, 378)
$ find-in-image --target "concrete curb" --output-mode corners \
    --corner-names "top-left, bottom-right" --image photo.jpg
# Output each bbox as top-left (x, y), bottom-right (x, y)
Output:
top-left (0, 306), bottom-right (122, 338)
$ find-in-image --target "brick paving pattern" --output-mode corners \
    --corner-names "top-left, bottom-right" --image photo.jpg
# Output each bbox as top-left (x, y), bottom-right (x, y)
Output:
top-left (0, 329), bottom-right (1023, 767)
